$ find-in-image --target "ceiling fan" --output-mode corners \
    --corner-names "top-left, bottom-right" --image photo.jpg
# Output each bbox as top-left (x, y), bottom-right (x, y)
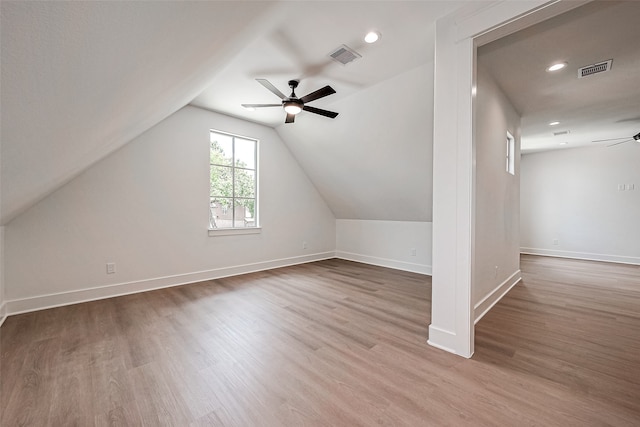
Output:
top-left (242, 79), bottom-right (338, 123)
top-left (593, 131), bottom-right (640, 147)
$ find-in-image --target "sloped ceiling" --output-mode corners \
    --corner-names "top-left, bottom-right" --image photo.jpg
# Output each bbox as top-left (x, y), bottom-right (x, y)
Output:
top-left (192, 1), bottom-right (464, 221)
top-left (0, 1), bottom-right (279, 224)
top-left (1, 1), bottom-right (463, 225)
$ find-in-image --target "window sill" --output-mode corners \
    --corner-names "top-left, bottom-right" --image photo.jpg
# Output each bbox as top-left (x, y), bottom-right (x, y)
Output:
top-left (208, 227), bottom-right (262, 237)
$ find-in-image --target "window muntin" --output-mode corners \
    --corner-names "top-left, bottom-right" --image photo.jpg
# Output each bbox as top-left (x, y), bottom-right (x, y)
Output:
top-left (210, 130), bottom-right (258, 229)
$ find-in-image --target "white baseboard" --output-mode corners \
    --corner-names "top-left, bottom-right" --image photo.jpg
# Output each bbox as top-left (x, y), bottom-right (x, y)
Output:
top-left (335, 251), bottom-right (432, 275)
top-left (427, 324), bottom-right (472, 358)
top-left (5, 251), bottom-right (335, 316)
top-left (474, 270), bottom-right (521, 324)
top-left (520, 247), bottom-right (640, 266)
top-left (0, 302), bottom-right (6, 327)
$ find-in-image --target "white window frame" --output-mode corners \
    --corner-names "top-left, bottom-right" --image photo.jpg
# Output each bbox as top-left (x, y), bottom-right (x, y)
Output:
top-left (208, 129), bottom-right (261, 236)
top-left (506, 131), bottom-right (515, 175)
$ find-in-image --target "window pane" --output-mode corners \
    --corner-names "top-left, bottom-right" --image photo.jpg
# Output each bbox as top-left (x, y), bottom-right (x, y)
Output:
top-left (234, 201), bottom-right (256, 228)
top-left (235, 138), bottom-right (256, 170)
top-left (210, 197), bottom-right (233, 229)
top-left (234, 169), bottom-right (255, 198)
top-left (210, 165), bottom-right (232, 197)
top-left (210, 133), bottom-right (233, 166)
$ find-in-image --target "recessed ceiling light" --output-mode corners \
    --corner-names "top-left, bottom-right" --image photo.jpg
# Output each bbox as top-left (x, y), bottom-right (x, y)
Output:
top-left (549, 121), bottom-right (560, 126)
top-left (547, 62), bottom-right (567, 72)
top-left (364, 31), bottom-right (381, 44)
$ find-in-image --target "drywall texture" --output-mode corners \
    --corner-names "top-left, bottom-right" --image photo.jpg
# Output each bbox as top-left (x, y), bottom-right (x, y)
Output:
top-left (521, 144), bottom-right (640, 264)
top-left (276, 63), bottom-right (434, 222)
top-left (4, 106), bottom-right (336, 307)
top-left (336, 219), bottom-right (432, 275)
top-left (473, 64), bottom-right (521, 307)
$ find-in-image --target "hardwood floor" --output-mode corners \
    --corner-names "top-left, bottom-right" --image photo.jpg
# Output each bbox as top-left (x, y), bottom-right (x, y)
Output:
top-left (1, 256), bottom-right (639, 426)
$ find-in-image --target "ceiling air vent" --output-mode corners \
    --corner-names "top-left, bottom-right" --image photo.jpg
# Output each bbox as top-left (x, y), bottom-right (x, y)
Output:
top-left (578, 59), bottom-right (612, 78)
top-left (329, 44), bottom-right (362, 65)
top-left (553, 130), bottom-right (570, 136)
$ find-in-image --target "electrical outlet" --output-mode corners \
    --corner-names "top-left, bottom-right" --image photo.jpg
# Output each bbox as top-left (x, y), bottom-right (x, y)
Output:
top-left (553, 239), bottom-right (559, 245)
top-left (106, 263), bottom-right (116, 274)
top-left (302, 241), bottom-right (308, 249)
top-left (410, 248), bottom-right (417, 256)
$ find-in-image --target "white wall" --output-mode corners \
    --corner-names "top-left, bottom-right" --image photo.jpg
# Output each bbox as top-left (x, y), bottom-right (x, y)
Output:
top-left (336, 220), bottom-right (432, 275)
top-left (473, 63), bottom-right (522, 322)
top-left (521, 144), bottom-right (640, 264)
top-left (4, 106), bottom-right (336, 314)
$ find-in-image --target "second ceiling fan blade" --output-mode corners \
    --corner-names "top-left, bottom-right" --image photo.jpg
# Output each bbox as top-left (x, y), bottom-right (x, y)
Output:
top-left (593, 136), bottom-right (630, 143)
top-left (256, 79), bottom-right (287, 100)
top-left (300, 85), bottom-right (336, 104)
top-left (303, 105), bottom-right (338, 119)
top-left (607, 138), bottom-right (634, 147)
top-left (242, 104), bottom-right (281, 108)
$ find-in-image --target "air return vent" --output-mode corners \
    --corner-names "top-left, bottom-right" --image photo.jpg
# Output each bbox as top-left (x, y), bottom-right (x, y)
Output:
top-left (329, 44), bottom-right (362, 65)
top-left (554, 130), bottom-right (570, 136)
top-left (578, 59), bottom-right (612, 78)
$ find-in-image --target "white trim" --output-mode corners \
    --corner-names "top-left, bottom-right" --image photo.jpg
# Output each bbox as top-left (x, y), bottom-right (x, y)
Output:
top-left (427, 325), bottom-right (471, 358)
top-left (5, 251), bottom-right (334, 316)
top-left (0, 303), bottom-right (6, 327)
top-left (474, 270), bottom-right (521, 324)
top-left (520, 248), bottom-right (640, 266)
top-left (335, 251), bottom-right (432, 276)
top-left (208, 227), bottom-right (261, 237)
top-left (430, 0), bottom-right (585, 359)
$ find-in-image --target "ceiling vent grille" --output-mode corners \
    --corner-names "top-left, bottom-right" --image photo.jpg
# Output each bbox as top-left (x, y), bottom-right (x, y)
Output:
top-left (578, 59), bottom-right (612, 78)
top-left (553, 130), bottom-right (570, 136)
top-left (329, 44), bottom-right (362, 65)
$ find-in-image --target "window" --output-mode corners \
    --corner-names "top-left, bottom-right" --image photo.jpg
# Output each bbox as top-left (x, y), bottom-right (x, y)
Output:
top-left (506, 131), bottom-right (515, 175)
top-left (209, 130), bottom-right (258, 230)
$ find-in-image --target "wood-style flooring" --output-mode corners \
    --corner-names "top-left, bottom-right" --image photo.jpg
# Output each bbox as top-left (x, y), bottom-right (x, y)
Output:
top-left (1, 255), bottom-right (639, 426)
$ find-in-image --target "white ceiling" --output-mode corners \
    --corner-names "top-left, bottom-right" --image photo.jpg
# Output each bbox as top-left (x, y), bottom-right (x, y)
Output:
top-left (7, 2), bottom-right (633, 226)
top-left (478, 1), bottom-right (640, 153)
top-left (1, 1), bottom-right (464, 225)
top-left (0, 1), bottom-right (281, 224)
top-left (191, 1), bottom-right (464, 126)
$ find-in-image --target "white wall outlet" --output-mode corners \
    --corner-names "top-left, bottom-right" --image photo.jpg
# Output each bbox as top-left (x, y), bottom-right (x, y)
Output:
top-left (302, 241), bottom-right (308, 249)
top-left (618, 184), bottom-right (625, 191)
top-left (553, 239), bottom-right (559, 245)
top-left (627, 183), bottom-right (635, 190)
top-left (410, 248), bottom-right (417, 256)
top-left (106, 262), bottom-right (116, 274)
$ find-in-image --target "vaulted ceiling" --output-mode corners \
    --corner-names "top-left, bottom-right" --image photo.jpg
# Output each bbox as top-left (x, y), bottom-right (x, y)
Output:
top-left (0, 1), bottom-right (280, 224)
top-left (4, 1), bottom-right (637, 226)
top-left (1, 1), bottom-right (463, 225)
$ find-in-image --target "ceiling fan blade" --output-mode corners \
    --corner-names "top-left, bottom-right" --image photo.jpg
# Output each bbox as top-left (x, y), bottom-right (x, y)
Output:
top-left (592, 136), bottom-right (630, 143)
top-left (300, 85), bottom-right (336, 104)
top-left (607, 138), bottom-right (634, 147)
top-left (256, 79), bottom-right (287, 100)
top-left (241, 104), bottom-right (281, 109)
top-left (303, 105), bottom-right (339, 119)
top-left (285, 113), bottom-right (295, 123)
